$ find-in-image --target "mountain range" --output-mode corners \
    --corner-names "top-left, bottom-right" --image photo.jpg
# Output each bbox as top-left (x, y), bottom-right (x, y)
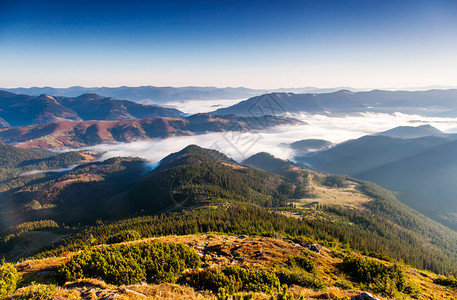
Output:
top-left (213, 89), bottom-right (457, 117)
top-left (0, 91), bottom-right (183, 127)
top-left (0, 113), bottom-right (303, 149)
top-left (296, 125), bottom-right (457, 230)
top-left (1, 86), bottom-right (357, 103)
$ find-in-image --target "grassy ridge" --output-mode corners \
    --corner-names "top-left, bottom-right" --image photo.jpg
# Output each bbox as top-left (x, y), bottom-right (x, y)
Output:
top-left (34, 200), bottom-right (457, 276)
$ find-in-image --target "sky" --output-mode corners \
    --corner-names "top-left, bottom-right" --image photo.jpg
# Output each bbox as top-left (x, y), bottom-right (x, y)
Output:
top-left (1, 0), bottom-right (457, 89)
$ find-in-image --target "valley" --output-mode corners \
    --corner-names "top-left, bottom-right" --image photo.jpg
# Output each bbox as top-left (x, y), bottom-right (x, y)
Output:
top-left (2, 89), bottom-right (457, 299)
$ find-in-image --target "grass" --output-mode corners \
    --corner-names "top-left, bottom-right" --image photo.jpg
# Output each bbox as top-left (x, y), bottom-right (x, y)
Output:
top-left (9, 233), bottom-right (457, 299)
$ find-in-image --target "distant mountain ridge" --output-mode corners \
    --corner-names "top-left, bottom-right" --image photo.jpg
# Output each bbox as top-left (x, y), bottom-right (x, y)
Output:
top-left (2, 86), bottom-right (261, 103)
top-left (0, 90), bottom-right (183, 127)
top-left (213, 89), bottom-right (457, 117)
top-left (1, 86), bottom-right (357, 103)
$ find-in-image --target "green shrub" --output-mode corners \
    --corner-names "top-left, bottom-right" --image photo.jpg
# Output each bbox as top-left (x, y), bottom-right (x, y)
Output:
top-left (342, 254), bottom-right (420, 297)
top-left (106, 230), bottom-right (141, 244)
top-left (275, 267), bottom-right (325, 290)
top-left (274, 284), bottom-right (295, 300)
top-left (180, 268), bottom-right (235, 294)
top-left (0, 261), bottom-right (19, 297)
top-left (333, 278), bottom-right (354, 290)
top-left (16, 284), bottom-right (56, 300)
top-left (180, 266), bottom-right (280, 294)
top-left (434, 275), bottom-right (457, 289)
top-left (223, 266), bottom-right (280, 293)
top-left (287, 255), bottom-right (316, 273)
top-left (57, 242), bottom-right (200, 285)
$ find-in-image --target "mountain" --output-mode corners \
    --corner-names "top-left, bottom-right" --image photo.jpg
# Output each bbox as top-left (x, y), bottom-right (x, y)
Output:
top-left (3, 86), bottom-right (262, 103)
top-left (295, 126), bottom-right (457, 230)
top-left (122, 145), bottom-right (293, 213)
top-left (356, 140), bottom-right (457, 229)
top-left (213, 91), bottom-right (366, 116)
top-left (0, 142), bottom-right (54, 170)
top-left (0, 114), bottom-right (304, 149)
top-left (289, 139), bottom-right (333, 156)
top-left (0, 156), bottom-right (146, 229)
top-left (212, 89), bottom-right (457, 117)
top-left (375, 124), bottom-right (446, 138)
top-left (0, 91), bottom-right (183, 127)
top-left (0, 142), bottom-right (93, 176)
top-left (0, 91), bottom-right (81, 127)
top-left (242, 152), bottom-right (295, 177)
top-left (296, 134), bottom-right (455, 175)
top-left (2, 86), bottom-right (353, 103)
top-left (3, 145), bottom-right (457, 299)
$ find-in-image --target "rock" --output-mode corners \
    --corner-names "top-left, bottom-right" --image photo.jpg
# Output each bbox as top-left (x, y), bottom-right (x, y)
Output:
top-left (101, 294), bottom-right (122, 300)
top-left (351, 292), bottom-right (380, 300)
top-left (303, 244), bottom-right (320, 253)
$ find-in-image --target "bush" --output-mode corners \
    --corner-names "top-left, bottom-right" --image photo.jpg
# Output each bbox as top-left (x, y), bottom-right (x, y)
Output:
top-left (106, 230), bottom-right (141, 244)
top-left (223, 266), bottom-right (280, 293)
top-left (434, 275), bottom-right (457, 289)
top-left (180, 268), bottom-right (236, 294)
top-left (275, 267), bottom-right (325, 290)
top-left (180, 266), bottom-right (280, 294)
top-left (57, 242), bottom-right (200, 285)
top-left (287, 255), bottom-right (316, 273)
top-left (342, 254), bottom-right (420, 297)
top-left (0, 261), bottom-right (19, 297)
top-left (333, 278), bottom-right (354, 290)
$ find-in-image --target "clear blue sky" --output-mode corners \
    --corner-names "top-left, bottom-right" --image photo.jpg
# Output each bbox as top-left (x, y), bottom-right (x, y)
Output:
top-left (1, 0), bottom-right (457, 89)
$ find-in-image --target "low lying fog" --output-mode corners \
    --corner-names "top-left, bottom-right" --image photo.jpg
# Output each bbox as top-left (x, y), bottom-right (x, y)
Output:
top-left (81, 112), bottom-right (457, 165)
top-left (144, 98), bottom-right (243, 115)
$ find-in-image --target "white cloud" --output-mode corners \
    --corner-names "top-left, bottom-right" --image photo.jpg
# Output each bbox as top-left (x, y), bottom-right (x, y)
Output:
top-left (142, 99), bottom-right (244, 114)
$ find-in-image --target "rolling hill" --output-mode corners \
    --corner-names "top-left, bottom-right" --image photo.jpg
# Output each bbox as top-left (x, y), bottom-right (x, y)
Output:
top-left (0, 90), bottom-right (183, 127)
top-left (0, 113), bottom-right (303, 149)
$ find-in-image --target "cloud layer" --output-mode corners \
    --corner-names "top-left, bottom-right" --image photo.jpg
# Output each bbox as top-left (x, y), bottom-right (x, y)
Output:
top-left (79, 112), bottom-right (457, 165)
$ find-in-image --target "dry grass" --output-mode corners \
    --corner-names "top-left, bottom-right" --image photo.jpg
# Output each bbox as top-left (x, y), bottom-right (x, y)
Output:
top-left (294, 174), bottom-right (370, 209)
top-left (125, 234), bottom-right (304, 268)
top-left (221, 162), bottom-right (247, 170)
top-left (16, 250), bottom-right (75, 274)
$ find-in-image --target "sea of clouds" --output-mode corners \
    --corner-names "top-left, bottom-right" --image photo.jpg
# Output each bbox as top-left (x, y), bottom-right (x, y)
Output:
top-left (79, 108), bottom-right (457, 166)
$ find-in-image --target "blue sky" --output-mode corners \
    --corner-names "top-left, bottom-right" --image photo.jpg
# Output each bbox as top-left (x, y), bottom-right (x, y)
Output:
top-left (1, 0), bottom-right (457, 89)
